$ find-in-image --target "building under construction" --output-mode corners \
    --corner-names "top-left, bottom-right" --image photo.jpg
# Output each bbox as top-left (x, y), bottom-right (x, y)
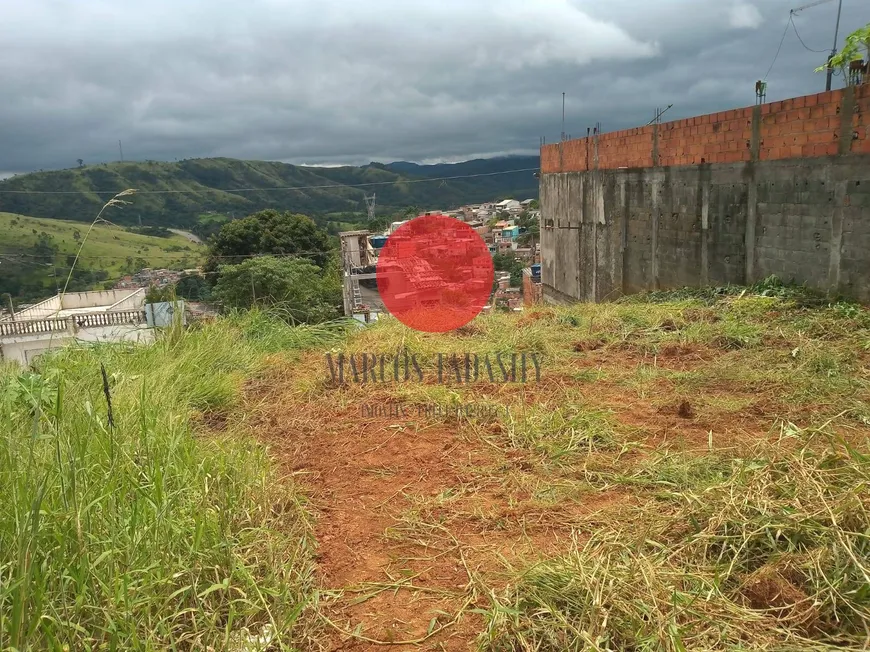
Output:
top-left (339, 230), bottom-right (384, 322)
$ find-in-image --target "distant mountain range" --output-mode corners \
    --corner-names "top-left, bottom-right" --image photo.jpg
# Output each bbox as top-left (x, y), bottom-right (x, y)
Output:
top-left (0, 155), bottom-right (540, 232)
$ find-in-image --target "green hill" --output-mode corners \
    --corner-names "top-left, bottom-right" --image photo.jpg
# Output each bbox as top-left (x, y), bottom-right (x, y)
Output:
top-left (0, 212), bottom-right (204, 301)
top-left (0, 156), bottom-right (540, 233)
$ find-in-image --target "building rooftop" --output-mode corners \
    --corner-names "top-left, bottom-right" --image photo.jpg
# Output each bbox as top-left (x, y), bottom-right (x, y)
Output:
top-left (3, 289), bottom-right (146, 323)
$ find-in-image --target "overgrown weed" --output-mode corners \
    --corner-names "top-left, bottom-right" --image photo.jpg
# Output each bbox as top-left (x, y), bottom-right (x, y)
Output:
top-left (0, 309), bottom-right (344, 650)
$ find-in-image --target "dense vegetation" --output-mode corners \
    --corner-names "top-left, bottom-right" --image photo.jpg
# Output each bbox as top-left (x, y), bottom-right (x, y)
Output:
top-left (203, 209), bottom-right (333, 274)
top-left (211, 257), bottom-right (341, 323)
top-left (0, 156), bottom-right (540, 232)
top-left (199, 209), bottom-right (341, 322)
top-left (492, 252), bottom-right (526, 287)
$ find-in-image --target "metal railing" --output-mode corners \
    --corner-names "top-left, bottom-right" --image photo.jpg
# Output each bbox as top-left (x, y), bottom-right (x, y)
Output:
top-left (0, 310), bottom-right (148, 337)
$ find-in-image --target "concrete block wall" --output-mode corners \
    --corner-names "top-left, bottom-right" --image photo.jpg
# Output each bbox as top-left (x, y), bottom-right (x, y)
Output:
top-left (539, 85), bottom-right (870, 304)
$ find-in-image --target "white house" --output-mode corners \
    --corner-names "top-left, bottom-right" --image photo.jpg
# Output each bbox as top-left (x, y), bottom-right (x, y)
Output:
top-left (495, 199), bottom-right (523, 215)
top-left (0, 288), bottom-right (167, 366)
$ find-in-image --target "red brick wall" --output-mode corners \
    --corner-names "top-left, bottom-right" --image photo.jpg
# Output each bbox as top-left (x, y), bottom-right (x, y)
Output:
top-left (760, 91), bottom-right (839, 158)
top-left (659, 107), bottom-right (753, 166)
top-left (599, 127), bottom-right (654, 168)
top-left (541, 85), bottom-right (870, 173)
top-left (858, 84), bottom-right (870, 154)
top-left (522, 272), bottom-right (542, 306)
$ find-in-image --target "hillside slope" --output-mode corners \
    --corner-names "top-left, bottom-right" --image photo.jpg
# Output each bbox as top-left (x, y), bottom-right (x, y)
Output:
top-left (0, 212), bottom-right (203, 300)
top-left (0, 156), bottom-right (540, 229)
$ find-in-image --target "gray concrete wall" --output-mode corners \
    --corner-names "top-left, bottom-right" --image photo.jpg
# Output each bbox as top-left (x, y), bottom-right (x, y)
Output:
top-left (540, 156), bottom-right (870, 304)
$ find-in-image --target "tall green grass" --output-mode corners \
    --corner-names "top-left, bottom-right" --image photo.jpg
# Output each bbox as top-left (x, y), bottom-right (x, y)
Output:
top-left (0, 310), bottom-right (350, 650)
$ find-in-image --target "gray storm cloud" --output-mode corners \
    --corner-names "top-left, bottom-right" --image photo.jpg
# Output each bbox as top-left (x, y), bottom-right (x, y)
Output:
top-left (0, 0), bottom-right (864, 173)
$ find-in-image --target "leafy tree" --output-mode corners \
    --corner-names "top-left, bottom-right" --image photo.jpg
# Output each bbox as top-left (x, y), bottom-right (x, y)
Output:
top-left (518, 222), bottom-right (540, 248)
top-left (174, 274), bottom-right (212, 301)
top-left (492, 252), bottom-right (525, 287)
top-left (204, 209), bottom-right (333, 278)
top-left (367, 217), bottom-right (388, 233)
top-left (76, 159), bottom-right (84, 167)
top-left (212, 256), bottom-right (340, 323)
top-left (816, 22), bottom-right (870, 84)
top-left (145, 284), bottom-right (175, 304)
top-left (518, 208), bottom-right (539, 228)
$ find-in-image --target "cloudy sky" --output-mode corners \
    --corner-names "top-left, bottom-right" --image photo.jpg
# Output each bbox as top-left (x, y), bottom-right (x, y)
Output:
top-left (0, 0), bottom-right (865, 175)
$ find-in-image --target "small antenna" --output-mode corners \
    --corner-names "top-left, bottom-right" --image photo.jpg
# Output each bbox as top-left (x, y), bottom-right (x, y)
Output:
top-left (561, 92), bottom-right (566, 142)
top-left (119, 140), bottom-right (124, 162)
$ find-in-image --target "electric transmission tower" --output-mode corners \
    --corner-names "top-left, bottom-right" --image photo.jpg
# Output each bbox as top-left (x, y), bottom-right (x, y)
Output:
top-left (364, 193), bottom-right (376, 223)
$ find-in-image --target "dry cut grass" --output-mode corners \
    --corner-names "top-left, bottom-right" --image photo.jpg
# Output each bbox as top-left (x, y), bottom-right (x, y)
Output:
top-left (327, 281), bottom-right (870, 650)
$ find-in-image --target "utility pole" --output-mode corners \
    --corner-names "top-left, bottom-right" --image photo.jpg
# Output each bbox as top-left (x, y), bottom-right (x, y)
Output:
top-left (790, 0), bottom-right (843, 91)
top-left (826, 0), bottom-right (843, 91)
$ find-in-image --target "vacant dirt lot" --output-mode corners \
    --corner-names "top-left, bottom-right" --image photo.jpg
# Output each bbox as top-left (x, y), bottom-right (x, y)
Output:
top-left (248, 288), bottom-right (870, 650)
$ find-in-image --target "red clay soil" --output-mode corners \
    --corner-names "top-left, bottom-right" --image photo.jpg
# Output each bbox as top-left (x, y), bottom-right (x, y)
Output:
top-left (243, 342), bottom-right (802, 650)
top-left (247, 358), bottom-right (620, 650)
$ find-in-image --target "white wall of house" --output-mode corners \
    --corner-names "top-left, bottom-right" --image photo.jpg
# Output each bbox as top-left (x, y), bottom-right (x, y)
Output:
top-left (12, 290), bottom-right (145, 320)
top-left (14, 296), bottom-right (62, 320)
top-left (75, 324), bottom-right (154, 345)
top-left (107, 288), bottom-right (146, 311)
top-left (61, 289), bottom-right (142, 310)
top-left (1, 324), bottom-right (154, 366)
top-left (1, 333), bottom-right (73, 366)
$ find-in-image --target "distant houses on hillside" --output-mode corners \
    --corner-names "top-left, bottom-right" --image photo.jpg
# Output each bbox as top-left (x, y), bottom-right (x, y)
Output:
top-left (113, 267), bottom-right (202, 290)
top-left (340, 197), bottom-right (541, 320)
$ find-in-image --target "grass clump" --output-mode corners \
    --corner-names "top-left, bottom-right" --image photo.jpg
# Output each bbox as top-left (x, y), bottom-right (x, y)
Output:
top-left (618, 275), bottom-right (833, 308)
top-left (0, 310), bottom-right (345, 650)
top-left (501, 404), bottom-right (623, 464)
top-left (481, 426), bottom-right (870, 650)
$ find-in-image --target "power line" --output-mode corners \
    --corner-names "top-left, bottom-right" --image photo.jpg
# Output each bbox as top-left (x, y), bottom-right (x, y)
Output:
top-left (790, 15), bottom-right (828, 52)
top-left (0, 251), bottom-right (355, 278)
top-left (0, 167), bottom-right (540, 195)
top-left (0, 250), bottom-right (335, 261)
top-left (763, 15), bottom-right (792, 80)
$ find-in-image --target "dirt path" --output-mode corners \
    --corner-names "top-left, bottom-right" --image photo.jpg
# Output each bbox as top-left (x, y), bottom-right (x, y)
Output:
top-left (248, 360), bottom-right (611, 650)
top-left (299, 413), bottom-right (481, 650)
